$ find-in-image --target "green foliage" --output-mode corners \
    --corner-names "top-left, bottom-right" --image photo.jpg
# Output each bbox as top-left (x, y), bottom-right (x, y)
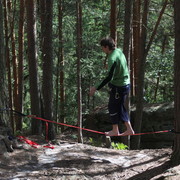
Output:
top-left (145, 42), bottom-right (174, 103)
top-left (111, 142), bottom-right (128, 150)
top-left (14, 130), bottom-right (22, 136)
top-left (3, 0), bottom-right (175, 133)
top-left (143, 1), bottom-right (174, 103)
top-left (89, 137), bottom-right (102, 147)
top-left (70, 134), bottom-right (78, 139)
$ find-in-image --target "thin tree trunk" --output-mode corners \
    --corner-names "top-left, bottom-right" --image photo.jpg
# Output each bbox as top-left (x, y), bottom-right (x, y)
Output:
top-left (154, 71), bottom-right (160, 102)
top-left (122, 0), bottom-right (133, 147)
top-left (76, 0), bottom-right (83, 143)
top-left (110, 0), bottom-right (117, 42)
top-left (154, 34), bottom-right (168, 101)
top-left (17, 0), bottom-right (25, 131)
top-left (171, 0), bottom-right (180, 165)
top-left (0, 0), bottom-right (7, 126)
top-left (131, 0), bottom-right (141, 97)
top-left (123, 0), bottom-right (133, 62)
top-left (41, 0), bottom-right (55, 140)
top-left (7, 0), bottom-right (20, 131)
top-left (26, 0), bottom-right (42, 135)
top-left (131, 0), bottom-right (150, 149)
top-left (58, 0), bottom-right (65, 133)
top-left (3, 0), bottom-right (14, 131)
top-left (131, 0), bottom-right (168, 149)
top-left (55, 56), bottom-right (59, 133)
top-left (145, 0), bottom-right (168, 55)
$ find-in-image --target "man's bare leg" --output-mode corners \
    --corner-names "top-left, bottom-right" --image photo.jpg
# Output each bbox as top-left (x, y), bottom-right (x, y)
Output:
top-left (105, 124), bottom-right (120, 136)
top-left (119, 121), bottom-right (134, 136)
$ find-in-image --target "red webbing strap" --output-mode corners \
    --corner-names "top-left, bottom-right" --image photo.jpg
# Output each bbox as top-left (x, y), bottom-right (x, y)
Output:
top-left (130, 130), bottom-right (170, 136)
top-left (18, 136), bottom-right (54, 149)
top-left (27, 115), bottom-right (172, 136)
top-left (43, 144), bottom-right (54, 149)
top-left (28, 115), bottom-right (106, 135)
top-left (45, 122), bottom-right (49, 141)
top-left (18, 136), bottom-right (39, 148)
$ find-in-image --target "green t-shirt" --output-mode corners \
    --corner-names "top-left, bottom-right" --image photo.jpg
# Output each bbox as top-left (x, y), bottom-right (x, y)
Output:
top-left (95, 48), bottom-right (130, 89)
top-left (108, 48), bottom-right (130, 86)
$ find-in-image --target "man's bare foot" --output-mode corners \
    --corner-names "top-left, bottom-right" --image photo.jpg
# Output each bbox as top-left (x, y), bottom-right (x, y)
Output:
top-left (119, 129), bottom-right (135, 136)
top-left (105, 130), bottom-right (120, 136)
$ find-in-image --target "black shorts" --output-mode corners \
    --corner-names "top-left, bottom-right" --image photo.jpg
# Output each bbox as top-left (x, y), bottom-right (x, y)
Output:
top-left (108, 83), bottom-right (130, 125)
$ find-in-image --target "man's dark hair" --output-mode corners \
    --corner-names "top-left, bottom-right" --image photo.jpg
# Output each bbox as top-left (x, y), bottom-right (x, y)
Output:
top-left (100, 36), bottom-right (116, 50)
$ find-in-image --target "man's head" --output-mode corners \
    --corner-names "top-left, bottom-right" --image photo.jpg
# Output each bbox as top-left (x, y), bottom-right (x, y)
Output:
top-left (100, 36), bottom-right (116, 54)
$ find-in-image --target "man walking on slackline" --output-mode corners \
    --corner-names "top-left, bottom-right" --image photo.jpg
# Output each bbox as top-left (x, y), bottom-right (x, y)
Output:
top-left (90, 36), bottom-right (134, 136)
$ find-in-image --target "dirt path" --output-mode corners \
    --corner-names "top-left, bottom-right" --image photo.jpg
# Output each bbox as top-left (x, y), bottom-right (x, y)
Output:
top-left (0, 136), bottom-right (180, 180)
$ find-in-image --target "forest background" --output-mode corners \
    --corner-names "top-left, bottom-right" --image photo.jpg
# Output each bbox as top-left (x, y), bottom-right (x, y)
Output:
top-left (0, 0), bottom-right (176, 151)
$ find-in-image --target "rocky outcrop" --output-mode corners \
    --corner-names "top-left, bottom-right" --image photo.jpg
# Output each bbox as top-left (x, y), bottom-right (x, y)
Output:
top-left (0, 126), bottom-right (21, 155)
top-left (133, 102), bottom-right (174, 149)
top-left (84, 102), bottom-right (174, 149)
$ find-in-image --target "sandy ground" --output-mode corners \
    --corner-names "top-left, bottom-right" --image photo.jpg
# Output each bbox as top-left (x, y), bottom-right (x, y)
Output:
top-left (0, 135), bottom-right (180, 180)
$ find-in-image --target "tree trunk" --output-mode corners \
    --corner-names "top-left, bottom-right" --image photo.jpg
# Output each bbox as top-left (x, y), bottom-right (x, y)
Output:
top-left (76, 0), bottom-right (83, 143)
top-left (145, 0), bottom-right (168, 55)
top-left (58, 0), bottom-right (65, 133)
top-left (131, 0), bottom-right (141, 98)
top-left (110, 0), bottom-right (117, 42)
top-left (122, 0), bottom-right (133, 147)
top-left (131, 0), bottom-right (150, 149)
top-left (131, 0), bottom-right (168, 149)
top-left (123, 0), bottom-right (133, 63)
top-left (16, 0), bottom-right (25, 131)
top-left (9, 1), bottom-right (19, 131)
top-left (26, 0), bottom-right (42, 135)
top-left (171, 0), bottom-right (180, 166)
top-left (3, 0), bottom-right (14, 130)
top-left (0, 0), bottom-right (7, 126)
top-left (41, 0), bottom-right (55, 140)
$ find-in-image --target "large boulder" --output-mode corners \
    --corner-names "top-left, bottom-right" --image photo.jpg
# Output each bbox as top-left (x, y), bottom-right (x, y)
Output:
top-left (84, 102), bottom-right (174, 149)
top-left (0, 126), bottom-right (21, 155)
top-left (132, 102), bottom-right (174, 149)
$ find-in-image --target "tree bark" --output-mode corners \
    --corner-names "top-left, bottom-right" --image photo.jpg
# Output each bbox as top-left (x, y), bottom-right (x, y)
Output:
top-left (76, 0), bottom-right (83, 143)
top-left (131, 0), bottom-right (168, 149)
top-left (16, 0), bottom-right (25, 131)
top-left (0, 0), bottom-right (7, 126)
top-left (171, 0), bottom-right (180, 165)
top-left (110, 0), bottom-right (117, 42)
top-left (58, 0), bottom-right (65, 133)
top-left (131, 0), bottom-right (141, 98)
top-left (41, 0), bottom-right (55, 140)
top-left (26, 0), bottom-right (42, 135)
top-left (122, 0), bottom-right (133, 147)
top-left (9, 1), bottom-right (19, 131)
top-left (3, 0), bottom-right (14, 130)
top-left (131, 0), bottom-right (150, 149)
top-left (123, 0), bottom-right (133, 63)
